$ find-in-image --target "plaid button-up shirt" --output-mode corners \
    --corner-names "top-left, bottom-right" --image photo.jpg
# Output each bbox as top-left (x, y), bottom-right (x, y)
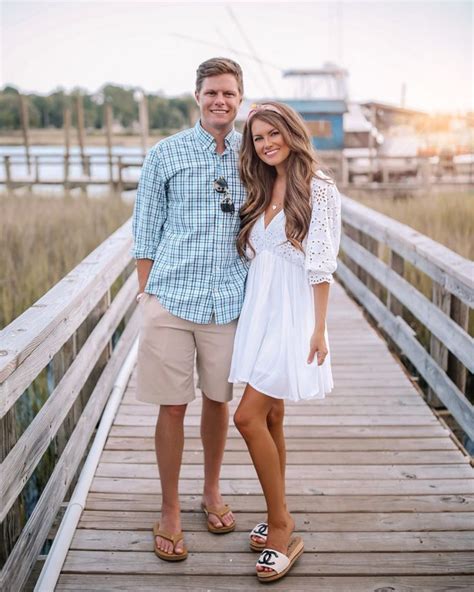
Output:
top-left (132, 120), bottom-right (248, 324)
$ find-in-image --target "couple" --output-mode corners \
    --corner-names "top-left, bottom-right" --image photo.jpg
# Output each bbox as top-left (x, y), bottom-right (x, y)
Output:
top-left (132, 57), bottom-right (341, 583)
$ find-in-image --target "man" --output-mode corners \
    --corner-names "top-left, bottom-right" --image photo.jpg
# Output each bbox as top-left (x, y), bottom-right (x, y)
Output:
top-left (132, 57), bottom-right (247, 561)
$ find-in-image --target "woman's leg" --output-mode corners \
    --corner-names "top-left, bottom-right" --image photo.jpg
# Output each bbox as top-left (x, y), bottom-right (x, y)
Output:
top-left (234, 384), bottom-right (294, 571)
top-left (250, 400), bottom-right (287, 546)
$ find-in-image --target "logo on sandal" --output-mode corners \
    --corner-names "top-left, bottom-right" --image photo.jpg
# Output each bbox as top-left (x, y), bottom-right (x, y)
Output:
top-left (255, 524), bottom-right (268, 536)
top-left (258, 550), bottom-right (278, 566)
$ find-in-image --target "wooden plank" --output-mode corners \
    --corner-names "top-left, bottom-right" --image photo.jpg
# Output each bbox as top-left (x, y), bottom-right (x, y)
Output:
top-left (113, 414), bottom-right (439, 427)
top-left (337, 261), bottom-right (474, 440)
top-left (55, 574), bottom-right (474, 592)
top-left (1, 275), bottom-right (137, 523)
top-left (341, 234), bottom-right (474, 372)
top-left (0, 314), bottom-right (138, 592)
top-left (118, 404), bottom-right (432, 416)
top-left (0, 220), bottom-right (133, 415)
top-left (90, 477), bottom-right (474, 495)
top-left (95, 463), bottom-right (474, 481)
top-left (61, 550), bottom-right (474, 575)
top-left (109, 424), bottom-right (451, 438)
top-left (71, 528), bottom-right (474, 552)
top-left (77, 510), bottom-right (474, 532)
top-left (99, 449), bottom-right (469, 465)
top-left (85, 492), bottom-right (474, 513)
top-left (104, 436), bottom-right (460, 452)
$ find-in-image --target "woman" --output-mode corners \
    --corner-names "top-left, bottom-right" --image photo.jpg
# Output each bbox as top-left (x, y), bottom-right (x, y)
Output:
top-left (229, 102), bottom-right (341, 583)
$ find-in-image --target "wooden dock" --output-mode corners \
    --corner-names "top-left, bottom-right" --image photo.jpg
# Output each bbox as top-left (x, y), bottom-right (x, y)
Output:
top-left (55, 282), bottom-right (474, 591)
top-left (2, 196), bottom-right (473, 592)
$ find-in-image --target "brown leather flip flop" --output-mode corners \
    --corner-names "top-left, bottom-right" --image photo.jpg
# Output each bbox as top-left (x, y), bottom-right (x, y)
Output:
top-left (153, 522), bottom-right (188, 561)
top-left (200, 502), bottom-right (236, 534)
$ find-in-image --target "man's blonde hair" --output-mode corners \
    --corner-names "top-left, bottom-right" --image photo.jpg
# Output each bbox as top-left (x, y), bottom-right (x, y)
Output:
top-left (196, 57), bottom-right (244, 95)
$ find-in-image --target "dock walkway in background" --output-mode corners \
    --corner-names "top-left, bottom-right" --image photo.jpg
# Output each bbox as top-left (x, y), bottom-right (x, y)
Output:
top-left (56, 282), bottom-right (474, 591)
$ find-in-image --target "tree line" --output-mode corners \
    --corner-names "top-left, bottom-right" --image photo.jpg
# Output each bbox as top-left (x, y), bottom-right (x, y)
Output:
top-left (0, 84), bottom-right (197, 131)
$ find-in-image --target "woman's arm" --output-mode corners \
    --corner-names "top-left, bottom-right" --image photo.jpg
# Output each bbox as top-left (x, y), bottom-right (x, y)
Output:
top-left (307, 281), bottom-right (330, 365)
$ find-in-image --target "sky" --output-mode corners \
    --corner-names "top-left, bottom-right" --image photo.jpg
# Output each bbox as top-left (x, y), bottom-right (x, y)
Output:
top-left (1, 0), bottom-right (472, 113)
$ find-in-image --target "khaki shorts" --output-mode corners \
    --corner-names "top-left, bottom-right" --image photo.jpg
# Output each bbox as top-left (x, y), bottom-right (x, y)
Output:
top-left (136, 294), bottom-right (237, 405)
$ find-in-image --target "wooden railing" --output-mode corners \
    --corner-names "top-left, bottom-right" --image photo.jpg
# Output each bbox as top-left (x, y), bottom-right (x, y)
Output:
top-left (337, 195), bottom-right (474, 443)
top-left (1, 153), bottom-right (143, 193)
top-left (0, 220), bottom-right (138, 592)
top-left (2, 153), bottom-right (473, 194)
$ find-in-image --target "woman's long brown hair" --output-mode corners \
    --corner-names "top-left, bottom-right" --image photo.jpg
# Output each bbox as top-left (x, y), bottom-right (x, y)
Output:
top-left (237, 101), bottom-right (329, 258)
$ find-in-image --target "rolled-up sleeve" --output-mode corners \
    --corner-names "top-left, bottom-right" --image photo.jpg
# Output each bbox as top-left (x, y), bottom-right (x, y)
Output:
top-left (305, 179), bottom-right (342, 285)
top-left (132, 146), bottom-right (167, 260)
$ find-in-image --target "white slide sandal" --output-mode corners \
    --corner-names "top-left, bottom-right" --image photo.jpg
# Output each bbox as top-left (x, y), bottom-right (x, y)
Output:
top-left (256, 536), bottom-right (304, 582)
top-left (249, 522), bottom-right (268, 552)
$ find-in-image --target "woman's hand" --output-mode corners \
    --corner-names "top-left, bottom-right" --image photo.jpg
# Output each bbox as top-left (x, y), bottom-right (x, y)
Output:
top-left (307, 330), bottom-right (328, 366)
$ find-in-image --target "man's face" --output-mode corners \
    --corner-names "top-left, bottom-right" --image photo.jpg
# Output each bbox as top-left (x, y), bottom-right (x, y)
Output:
top-left (195, 74), bottom-right (242, 134)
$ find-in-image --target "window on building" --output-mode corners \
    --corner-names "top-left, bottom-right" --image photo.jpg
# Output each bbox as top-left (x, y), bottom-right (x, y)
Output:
top-left (306, 120), bottom-right (332, 138)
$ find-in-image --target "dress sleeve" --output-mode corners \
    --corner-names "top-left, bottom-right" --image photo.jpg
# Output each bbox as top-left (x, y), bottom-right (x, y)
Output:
top-left (132, 145), bottom-right (167, 260)
top-left (305, 178), bottom-right (342, 285)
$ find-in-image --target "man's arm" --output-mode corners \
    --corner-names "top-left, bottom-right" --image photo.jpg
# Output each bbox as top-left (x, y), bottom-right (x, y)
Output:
top-left (137, 259), bottom-right (154, 293)
top-left (132, 146), bottom-right (167, 294)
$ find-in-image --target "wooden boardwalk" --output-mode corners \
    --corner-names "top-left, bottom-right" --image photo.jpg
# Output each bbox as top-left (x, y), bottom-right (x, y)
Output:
top-left (55, 282), bottom-right (474, 591)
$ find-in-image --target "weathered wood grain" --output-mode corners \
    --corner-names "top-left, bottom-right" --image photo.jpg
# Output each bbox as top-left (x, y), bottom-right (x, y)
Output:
top-left (99, 449), bottom-right (469, 465)
top-left (89, 477), bottom-right (474, 496)
top-left (61, 549), bottom-right (474, 575)
top-left (55, 574), bottom-right (474, 592)
top-left (77, 510), bottom-right (474, 532)
top-left (85, 492), bottom-right (474, 513)
top-left (71, 528), bottom-right (474, 553)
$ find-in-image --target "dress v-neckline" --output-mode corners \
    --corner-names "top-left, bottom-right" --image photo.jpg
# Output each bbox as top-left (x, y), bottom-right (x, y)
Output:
top-left (263, 208), bottom-right (284, 231)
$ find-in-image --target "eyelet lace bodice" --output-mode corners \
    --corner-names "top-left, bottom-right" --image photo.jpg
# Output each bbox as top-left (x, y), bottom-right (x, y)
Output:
top-left (247, 176), bottom-right (341, 284)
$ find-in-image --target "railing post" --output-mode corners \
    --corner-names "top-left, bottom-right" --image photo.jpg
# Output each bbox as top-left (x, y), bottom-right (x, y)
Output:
top-left (117, 155), bottom-right (123, 194)
top-left (447, 296), bottom-right (469, 395)
top-left (427, 282), bottom-right (451, 407)
top-left (34, 155), bottom-right (40, 183)
top-left (387, 250), bottom-right (404, 317)
top-left (341, 156), bottom-right (349, 187)
top-left (63, 154), bottom-right (70, 194)
top-left (1, 406), bottom-right (22, 567)
top-left (4, 155), bottom-right (12, 194)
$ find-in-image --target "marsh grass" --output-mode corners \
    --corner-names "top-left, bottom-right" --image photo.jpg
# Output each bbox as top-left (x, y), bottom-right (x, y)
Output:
top-left (0, 192), bottom-right (133, 328)
top-left (350, 190), bottom-right (474, 260)
top-left (1, 192), bottom-right (133, 539)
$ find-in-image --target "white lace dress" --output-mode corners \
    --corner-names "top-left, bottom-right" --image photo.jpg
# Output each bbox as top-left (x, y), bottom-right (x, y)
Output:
top-left (229, 176), bottom-right (341, 401)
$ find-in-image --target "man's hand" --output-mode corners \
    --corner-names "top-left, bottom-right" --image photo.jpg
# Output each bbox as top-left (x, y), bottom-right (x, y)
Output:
top-left (307, 330), bottom-right (328, 366)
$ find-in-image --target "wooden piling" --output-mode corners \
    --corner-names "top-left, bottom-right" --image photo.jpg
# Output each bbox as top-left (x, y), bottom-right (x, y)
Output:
top-left (104, 102), bottom-right (114, 189)
top-left (138, 93), bottom-right (149, 157)
top-left (76, 94), bottom-right (87, 176)
top-left (19, 94), bottom-right (31, 175)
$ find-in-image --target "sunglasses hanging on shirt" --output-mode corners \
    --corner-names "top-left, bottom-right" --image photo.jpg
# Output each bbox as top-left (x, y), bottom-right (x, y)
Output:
top-left (214, 177), bottom-right (235, 214)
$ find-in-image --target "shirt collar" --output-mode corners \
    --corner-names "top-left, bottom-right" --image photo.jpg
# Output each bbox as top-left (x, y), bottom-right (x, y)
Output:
top-left (194, 120), bottom-right (239, 152)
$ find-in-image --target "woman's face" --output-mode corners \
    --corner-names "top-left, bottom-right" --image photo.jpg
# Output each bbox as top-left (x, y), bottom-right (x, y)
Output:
top-left (251, 119), bottom-right (291, 167)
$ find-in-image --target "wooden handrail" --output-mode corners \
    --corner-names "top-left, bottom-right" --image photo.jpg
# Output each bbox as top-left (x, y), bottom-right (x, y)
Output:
top-left (0, 220), bottom-right (133, 412)
top-left (0, 218), bottom-right (138, 592)
top-left (340, 197), bottom-right (473, 305)
top-left (338, 195), bottom-right (474, 440)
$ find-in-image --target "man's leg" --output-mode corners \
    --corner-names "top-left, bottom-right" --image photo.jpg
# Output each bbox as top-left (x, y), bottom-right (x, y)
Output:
top-left (200, 394), bottom-right (234, 528)
top-left (154, 403), bottom-right (187, 555)
top-left (195, 319), bottom-right (237, 529)
top-left (137, 295), bottom-right (197, 555)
